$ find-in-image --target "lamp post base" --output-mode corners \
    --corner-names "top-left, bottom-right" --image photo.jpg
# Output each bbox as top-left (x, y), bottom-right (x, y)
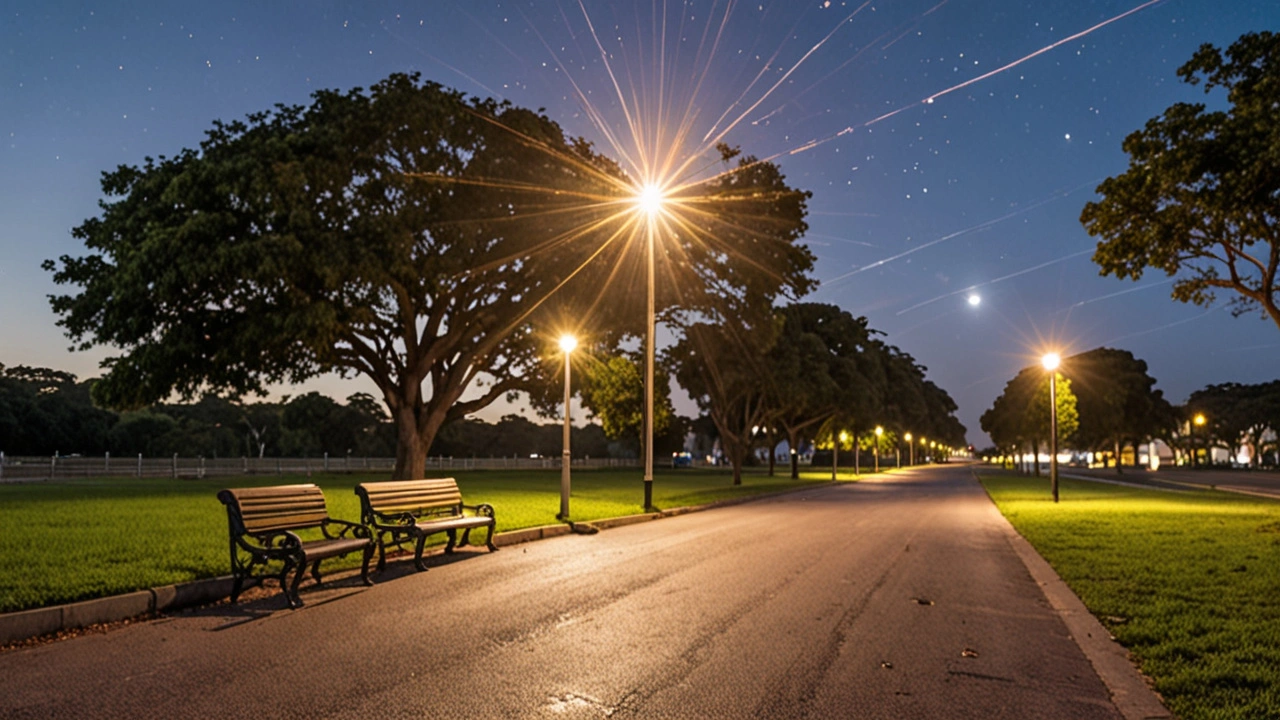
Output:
top-left (643, 480), bottom-right (654, 512)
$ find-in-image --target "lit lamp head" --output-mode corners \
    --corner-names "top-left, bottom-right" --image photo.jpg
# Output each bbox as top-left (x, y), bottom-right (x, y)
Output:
top-left (904, 433), bottom-right (912, 442)
top-left (1194, 413), bottom-right (1206, 426)
top-left (636, 183), bottom-right (665, 217)
top-left (558, 334), bottom-right (578, 354)
top-left (839, 431), bottom-right (849, 444)
top-left (875, 426), bottom-right (884, 437)
top-left (1041, 352), bottom-right (1061, 371)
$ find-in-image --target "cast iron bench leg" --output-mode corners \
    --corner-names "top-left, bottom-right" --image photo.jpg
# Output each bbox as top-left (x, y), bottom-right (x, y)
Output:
top-left (414, 533), bottom-right (430, 572)
top-left (361, 544), bottom-right (374, 586)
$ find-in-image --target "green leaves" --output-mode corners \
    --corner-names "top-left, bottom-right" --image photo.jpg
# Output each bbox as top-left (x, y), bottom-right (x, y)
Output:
top-left (1082, 31), bottom-right (1280, 329)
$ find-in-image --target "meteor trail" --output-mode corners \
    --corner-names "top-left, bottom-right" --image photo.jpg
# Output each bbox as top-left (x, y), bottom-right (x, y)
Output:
top-left (896, 249), bottom-right (1093, 316)
top-left (1056, 278), bottom-right (1175, 314)
top-left (734, 0), bottom-right (1167, 168)
top-left (819, 181), bottom-right (1095, 288)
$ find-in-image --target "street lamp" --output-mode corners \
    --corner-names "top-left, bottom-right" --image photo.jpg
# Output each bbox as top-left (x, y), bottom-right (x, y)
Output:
top-left (557, 334), bottom-right (578, 520)
top-left (904, 433), bottom-right (913, 466)
top-left (1042, 352), bottom-right (1061, 503)
top-left (834, 430), bottom-right (849, 481)
top-left (874, 426), bottom-right (883, 473)
top-left (1192, 412), bottom-right (1206, 468)
top-left (635, 184), bottom-right (666, 512)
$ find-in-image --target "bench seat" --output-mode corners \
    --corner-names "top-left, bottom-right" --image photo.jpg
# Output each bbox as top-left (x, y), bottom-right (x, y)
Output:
top-left (356, 478), bottom-right (497, 572)
top-left (218, 484), bottom-right (374, 608)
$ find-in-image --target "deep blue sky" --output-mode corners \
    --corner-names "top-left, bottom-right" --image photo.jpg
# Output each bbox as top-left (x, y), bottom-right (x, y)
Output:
top-left (3, 1), bottom-right (1277, 445)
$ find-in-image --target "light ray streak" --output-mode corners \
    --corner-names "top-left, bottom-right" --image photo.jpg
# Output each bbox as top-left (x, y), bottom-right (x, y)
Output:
top-left (702, 3), bottom-right (804, 144)
top-left (378, 23), bottom-right (502, 99)
top-left (527, 7), bottom-right (648, 178)
top-left (577, 0), bottom-right (653, 179)
top-left (896, 249), bottom-right (1094, 316)
top-left (668, 1), bottom-right (870, 184)
top-left (1055, 278), bottom-right (1174, 314)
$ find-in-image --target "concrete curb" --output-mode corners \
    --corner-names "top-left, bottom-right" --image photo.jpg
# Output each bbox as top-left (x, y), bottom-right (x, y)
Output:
top-left (0, 479), bottom-right (838, 646)
top-left (977, 473), bottom-right (1172, 720)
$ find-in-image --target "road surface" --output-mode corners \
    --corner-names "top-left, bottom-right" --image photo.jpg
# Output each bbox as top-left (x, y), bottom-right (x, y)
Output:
top-left (2, 464), bottom-right (1126, 719)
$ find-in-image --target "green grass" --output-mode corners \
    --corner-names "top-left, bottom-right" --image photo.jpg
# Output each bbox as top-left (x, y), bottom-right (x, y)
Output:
top-left (981, 473), bottom-right (1280, 720)
top-left (0, 467), bottom-right (840, 614)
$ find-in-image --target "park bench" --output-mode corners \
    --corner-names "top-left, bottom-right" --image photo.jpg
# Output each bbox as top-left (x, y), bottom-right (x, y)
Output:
top-left (355, 478), bottom-right (498, 572)
top-left (217, 484), bottom-right (374, 608)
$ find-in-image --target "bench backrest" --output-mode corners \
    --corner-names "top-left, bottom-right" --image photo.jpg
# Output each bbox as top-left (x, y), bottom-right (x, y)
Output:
top-left (356, 478), bottom-right (464, 521)
top-left (217, 484), bottom-right (331, 536)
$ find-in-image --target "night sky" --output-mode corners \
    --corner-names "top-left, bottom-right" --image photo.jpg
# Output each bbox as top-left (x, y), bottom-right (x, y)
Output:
top-left (3, 1), bottom-right (1277, 445)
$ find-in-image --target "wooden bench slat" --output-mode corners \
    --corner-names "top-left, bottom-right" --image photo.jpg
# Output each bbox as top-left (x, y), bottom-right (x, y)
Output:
top-left (355, 478), bottom-right (496, 571)
top-left (218, 483), bottom-right (374, 608)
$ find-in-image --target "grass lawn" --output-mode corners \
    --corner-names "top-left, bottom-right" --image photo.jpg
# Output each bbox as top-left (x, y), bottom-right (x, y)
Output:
top-left (0, 466), bottom-right (843, 614)
top-left (981, 473), bottom-right (1280, 720)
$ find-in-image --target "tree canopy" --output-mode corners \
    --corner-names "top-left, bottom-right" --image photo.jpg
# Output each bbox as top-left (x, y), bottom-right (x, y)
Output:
top-left (46, 74), bottom-right (815, 479)
top-left (1065, 347), bottom-right (1175, 472)
top-left (1082, 31), bottom-right (1280, 330)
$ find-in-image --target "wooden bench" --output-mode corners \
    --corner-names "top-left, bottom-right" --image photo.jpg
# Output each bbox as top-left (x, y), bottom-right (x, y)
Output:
top-left (217, 484), bottom-right (374, 608)
top-left (355, 478), bottom-right (498, 572)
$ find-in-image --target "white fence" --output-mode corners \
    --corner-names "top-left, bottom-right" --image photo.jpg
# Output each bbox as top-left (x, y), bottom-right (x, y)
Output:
top-left (0, 452), bottom-right (641, 482)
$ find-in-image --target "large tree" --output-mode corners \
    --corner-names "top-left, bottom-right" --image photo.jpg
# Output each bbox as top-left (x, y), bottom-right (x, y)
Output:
top-left (981, 365), bottom-right (1078, 476)
top-left (1082, 31), bottom-right (1280, 330)
top-left (46, 75), bottom-right (814, 479)
top-left (669, 320), bottom-right (778, 486)
top-left (1065, 347), bottom-right (1174, 472)
top-left (765, 303), bottom-right (880, 479)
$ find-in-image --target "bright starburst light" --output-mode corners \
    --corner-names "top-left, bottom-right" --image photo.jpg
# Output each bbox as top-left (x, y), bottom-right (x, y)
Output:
top-left (636, 184), bottom-right (666, 217)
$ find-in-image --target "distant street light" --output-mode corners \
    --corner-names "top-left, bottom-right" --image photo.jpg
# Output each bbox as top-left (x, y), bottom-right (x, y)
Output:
top-left (874, 426), bottom-right (883, 473)
top-left (834, 430), bottom-right (849, 481)
top-left (558, 334), bottom-right (578, 520)
top-left (1192, 412), bottom-right (1207, 468)
top-left (904, 432), bottom-right (914, 466)
top-left (1042, 352), bottom-right (1061, 503)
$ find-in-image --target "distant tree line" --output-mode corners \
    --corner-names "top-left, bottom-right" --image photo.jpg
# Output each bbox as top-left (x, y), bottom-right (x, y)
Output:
top-left (0, 364), bottom-right (664, 460)
top-left (665, 302), bottom-right (967, 484)
top-left (980, 348), bottom-right (1280, 471)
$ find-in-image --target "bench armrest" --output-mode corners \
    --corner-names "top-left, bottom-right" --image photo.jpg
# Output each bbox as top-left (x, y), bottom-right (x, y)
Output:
top-left (235, 528), bottom-right (304, 556)
top-left (462, 503), bottom-right (496, 519)
top-left (370, 510), bottom-right (418, 529)
top-left (321, 518), bottom-right (372, 540)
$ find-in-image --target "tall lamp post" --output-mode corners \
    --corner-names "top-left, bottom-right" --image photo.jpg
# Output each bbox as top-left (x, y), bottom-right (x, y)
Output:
top-left (557, 335), bottom-right (578, 520)
top-left (1042, 352), bottom-right (1061, 503)
top-left (904, 433), bottom-right (913, 466)
top-left (1191, 413), bottom-right (1206, 468)
top-left (833, 430), bottom-right (847, 481)
top-left (637, 185), bottom-right (664, 512)
top-left (874, 426), bottom-right (883, 473)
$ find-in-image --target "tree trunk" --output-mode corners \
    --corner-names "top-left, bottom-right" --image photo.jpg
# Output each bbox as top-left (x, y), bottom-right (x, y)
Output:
top-left (767, 430), bottom-right (776, 476)
top-left (1132, 440), bottom-right (1142, 470)
top-left (393, 409), bottom-right (427, 480)
top-left (788, 430), bottom-right (801, 480)
top-left (1032, 439), bottom-right (1041, 477)
top-left (1114, 439), bottom-right (1123, 475)
top-left (730, 443), bottom-right (745, 486)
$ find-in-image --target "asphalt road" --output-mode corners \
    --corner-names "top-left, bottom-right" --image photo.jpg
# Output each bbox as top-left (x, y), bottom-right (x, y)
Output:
top-left (1, 464), bottom-right (1123, 719)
